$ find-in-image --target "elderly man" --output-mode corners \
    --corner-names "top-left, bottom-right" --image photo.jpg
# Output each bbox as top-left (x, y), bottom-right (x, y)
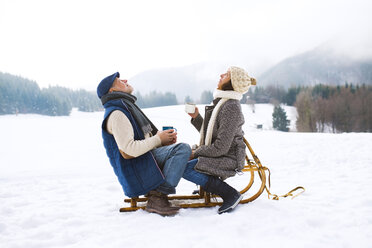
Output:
top-left (97, 72), bottom-right (191, 216)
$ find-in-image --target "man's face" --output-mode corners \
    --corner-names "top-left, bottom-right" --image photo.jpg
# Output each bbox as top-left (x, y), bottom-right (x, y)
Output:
top-left (111, 77), bottom-right (134, 94)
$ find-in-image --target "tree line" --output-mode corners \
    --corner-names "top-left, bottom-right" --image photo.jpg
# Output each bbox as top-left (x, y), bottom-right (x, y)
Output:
top-left (246, 85), bottom-right (300, 106)
top-left (0, 72), bottom-right (102, 116)
top-left (0, 72), bottom-right (217, 116)
top-left (0, 72), bottom-right (183, 115)
top-left (244, 83), bottom-right (372, 133)
top-left (2, 72), bottom-right (371, 132)
top-left (136, 91), bottom-right (178, 108)
top-left (295, 84), bottom-right (372, 132)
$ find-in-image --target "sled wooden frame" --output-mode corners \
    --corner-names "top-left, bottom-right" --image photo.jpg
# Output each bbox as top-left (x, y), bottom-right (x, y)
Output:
top-left (119, 137), bottom-right (277, 212)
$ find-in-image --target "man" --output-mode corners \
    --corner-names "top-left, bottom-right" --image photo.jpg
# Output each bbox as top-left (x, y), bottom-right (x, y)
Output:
top-left (97, 72), bottom-right (191, 216)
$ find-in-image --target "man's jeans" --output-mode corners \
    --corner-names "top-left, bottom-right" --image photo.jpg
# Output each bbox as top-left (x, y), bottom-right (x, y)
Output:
top-left (183, 159), bottom-right (209, 187)
top-left (152, 143), bottom-right (191, 195)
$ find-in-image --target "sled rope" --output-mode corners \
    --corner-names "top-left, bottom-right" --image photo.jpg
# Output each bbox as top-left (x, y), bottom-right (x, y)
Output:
top-left (244, 138), bottom-right (305, 201)
top-left (263, 168), bottom-right (305, 200)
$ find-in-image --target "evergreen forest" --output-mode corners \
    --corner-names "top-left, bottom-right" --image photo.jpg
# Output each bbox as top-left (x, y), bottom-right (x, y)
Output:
top-left (0, 72), bottom-right (101, 116)
top-left (0, 72), bottom-right (179, 116)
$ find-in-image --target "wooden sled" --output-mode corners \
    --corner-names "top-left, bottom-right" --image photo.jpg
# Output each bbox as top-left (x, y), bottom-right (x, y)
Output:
top-left (120, 138), bottom-right (304, 212)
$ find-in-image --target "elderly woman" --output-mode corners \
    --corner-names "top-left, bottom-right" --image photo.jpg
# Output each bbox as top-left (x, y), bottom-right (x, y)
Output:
top-left (183, 66), bottom-right (256, 214)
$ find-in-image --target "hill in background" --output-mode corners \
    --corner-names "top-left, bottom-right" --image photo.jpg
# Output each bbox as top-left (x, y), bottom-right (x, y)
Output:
top-left (257, 44), bottom-right (372, 88)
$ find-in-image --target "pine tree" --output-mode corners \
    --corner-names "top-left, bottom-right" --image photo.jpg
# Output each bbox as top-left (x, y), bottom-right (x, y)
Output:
top-left (272, 105), bottom-right (290, 132)
top-left (184, 95), bottom-right (193, 104)
top-left (199, 90), bottom-right (213, 104)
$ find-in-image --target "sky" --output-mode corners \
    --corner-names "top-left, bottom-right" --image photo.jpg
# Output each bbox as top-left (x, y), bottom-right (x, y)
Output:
top-left (1, 0), bottom-right (371, 91)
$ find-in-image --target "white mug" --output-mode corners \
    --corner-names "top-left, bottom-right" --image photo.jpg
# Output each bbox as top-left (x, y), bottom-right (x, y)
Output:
top-left (185, 103), bottom-right (196, 114)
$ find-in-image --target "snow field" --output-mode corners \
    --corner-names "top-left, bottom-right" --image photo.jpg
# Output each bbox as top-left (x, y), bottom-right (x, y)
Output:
top-left (0, 104), bottom-right (371, 248)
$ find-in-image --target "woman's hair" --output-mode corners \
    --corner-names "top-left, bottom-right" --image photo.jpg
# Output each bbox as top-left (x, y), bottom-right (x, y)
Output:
top-left (221, 80), bottom-right (234, 91)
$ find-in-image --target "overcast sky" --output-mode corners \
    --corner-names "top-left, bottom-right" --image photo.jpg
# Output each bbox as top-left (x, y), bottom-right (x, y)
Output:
top-left (1, 0), bottom-right (371, 91)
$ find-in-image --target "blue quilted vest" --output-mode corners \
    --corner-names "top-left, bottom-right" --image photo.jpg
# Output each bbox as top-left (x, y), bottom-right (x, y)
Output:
top-left (101, 98), bottom-right (165, 197)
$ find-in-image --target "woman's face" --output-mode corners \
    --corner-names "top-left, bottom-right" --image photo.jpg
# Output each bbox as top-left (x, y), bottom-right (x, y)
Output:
top-left (217, 71), bottom-right (231, 89)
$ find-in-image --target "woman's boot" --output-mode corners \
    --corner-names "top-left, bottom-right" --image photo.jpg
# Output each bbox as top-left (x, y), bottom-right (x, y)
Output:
top-left (203, 176), bottom-right (243, 214)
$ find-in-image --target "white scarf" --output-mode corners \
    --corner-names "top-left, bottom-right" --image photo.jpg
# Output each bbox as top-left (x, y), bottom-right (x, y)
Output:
top-left (200, 89), bottom-right (242, 146)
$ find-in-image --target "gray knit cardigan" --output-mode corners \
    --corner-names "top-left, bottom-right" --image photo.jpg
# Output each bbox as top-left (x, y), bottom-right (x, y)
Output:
top-left (192, 99), bottom-right (246, 179)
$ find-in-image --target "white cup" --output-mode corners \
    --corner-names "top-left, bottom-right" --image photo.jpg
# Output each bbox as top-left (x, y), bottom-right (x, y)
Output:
top-left (185, 103), bottom-right (196, 114)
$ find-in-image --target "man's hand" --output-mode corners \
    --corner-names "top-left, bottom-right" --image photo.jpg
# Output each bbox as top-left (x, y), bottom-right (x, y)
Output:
top-left (187, 107), bottom-right (199, 119)
top-left (157, 129), bottom-right (177, 146)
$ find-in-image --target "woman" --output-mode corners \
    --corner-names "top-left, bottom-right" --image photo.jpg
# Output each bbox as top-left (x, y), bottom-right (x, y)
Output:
top-left (183, 66), bottom-right (256, 214)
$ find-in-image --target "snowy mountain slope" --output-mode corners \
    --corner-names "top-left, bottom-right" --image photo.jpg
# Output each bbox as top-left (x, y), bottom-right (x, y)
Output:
top-left (0, 104), bottom-right (371, 248)
top-left (257, 45), bottom-right (372, 88)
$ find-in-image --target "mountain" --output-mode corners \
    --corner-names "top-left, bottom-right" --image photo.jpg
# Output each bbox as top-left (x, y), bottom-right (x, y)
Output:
top-left (129, 63), bottom-right (223, 103)
top-left (257, 45), bottom-right (372, 88)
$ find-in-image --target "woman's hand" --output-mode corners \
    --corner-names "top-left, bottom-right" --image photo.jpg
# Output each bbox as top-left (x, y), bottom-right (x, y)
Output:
top-left (189, 149), bottom-right (195, 160)
top-left (188, 106), bottom-right (199, 119)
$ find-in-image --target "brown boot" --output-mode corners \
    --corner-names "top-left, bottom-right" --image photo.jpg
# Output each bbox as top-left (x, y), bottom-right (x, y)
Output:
top-left (145, 191), bottom-right (179, 216)
top-left (159, 194), bottom-right (181, 211)
top-left (145, 191), bottom-right (180, 210)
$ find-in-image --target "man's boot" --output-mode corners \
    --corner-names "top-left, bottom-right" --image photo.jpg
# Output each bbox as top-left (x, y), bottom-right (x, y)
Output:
top-left (203, 176), bottom-right (243, 214)
top-left (145, 191), bottom-right (179, 216)
top-left (159, 193), bottom-right (181, 211)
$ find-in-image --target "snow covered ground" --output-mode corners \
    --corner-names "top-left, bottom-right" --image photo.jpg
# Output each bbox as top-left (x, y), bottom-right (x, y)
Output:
top-left (1, 104), bottom-right (371, 248)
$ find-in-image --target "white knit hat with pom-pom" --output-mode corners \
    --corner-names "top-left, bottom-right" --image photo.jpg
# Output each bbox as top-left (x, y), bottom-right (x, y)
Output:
top-left (228, 66), bottom-right (256, 94)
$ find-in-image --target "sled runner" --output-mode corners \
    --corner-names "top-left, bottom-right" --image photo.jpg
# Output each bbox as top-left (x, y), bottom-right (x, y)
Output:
top-left (120, 138), bottom-right (305, 212)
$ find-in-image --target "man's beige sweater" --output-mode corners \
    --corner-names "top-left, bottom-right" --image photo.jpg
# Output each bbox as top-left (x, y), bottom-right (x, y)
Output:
top-left (106, 110), bottom-right (162, 158)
